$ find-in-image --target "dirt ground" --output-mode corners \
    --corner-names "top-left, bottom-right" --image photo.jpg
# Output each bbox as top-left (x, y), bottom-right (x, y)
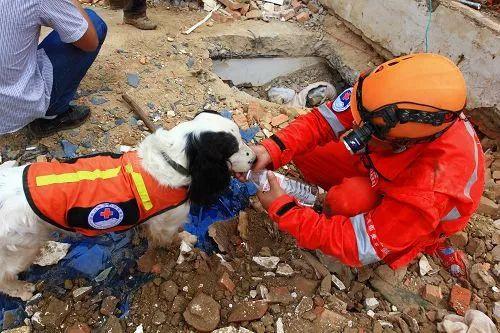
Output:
top-left (1, 2), bottom-right (500, 333)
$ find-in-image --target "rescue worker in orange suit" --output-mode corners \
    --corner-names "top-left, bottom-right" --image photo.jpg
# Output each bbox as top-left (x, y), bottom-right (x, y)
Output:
top-left (251, 53), bottom-right (484, 277)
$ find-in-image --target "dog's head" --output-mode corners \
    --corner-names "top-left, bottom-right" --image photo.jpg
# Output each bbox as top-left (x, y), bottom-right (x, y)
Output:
top-left (183, 111), bottom-right (256, 205)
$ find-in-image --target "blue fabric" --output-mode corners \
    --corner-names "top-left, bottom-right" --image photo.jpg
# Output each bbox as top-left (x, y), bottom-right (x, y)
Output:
top-left (39, 9), bottom-right (107, 116)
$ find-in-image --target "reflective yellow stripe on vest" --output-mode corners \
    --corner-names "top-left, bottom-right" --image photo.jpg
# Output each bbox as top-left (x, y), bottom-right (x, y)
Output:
top-left (36, 167), bottom-right (122, 186)
top-left (125, 164), bottom-right (153, 211)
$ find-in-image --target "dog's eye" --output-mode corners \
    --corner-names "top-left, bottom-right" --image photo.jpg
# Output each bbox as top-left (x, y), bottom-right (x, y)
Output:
top-left (246, 152), bottom-right (250, 156)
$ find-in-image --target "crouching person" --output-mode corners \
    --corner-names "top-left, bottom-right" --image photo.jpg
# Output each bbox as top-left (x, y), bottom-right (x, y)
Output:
top-left (0, 0), bottom-right (107, 137)
top-left (251, 54), bottom-right (484, 278)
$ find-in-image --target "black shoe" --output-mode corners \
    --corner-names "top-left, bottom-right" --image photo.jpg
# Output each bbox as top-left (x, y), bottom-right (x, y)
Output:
top-left (28, 105), bottom-right (91, 138)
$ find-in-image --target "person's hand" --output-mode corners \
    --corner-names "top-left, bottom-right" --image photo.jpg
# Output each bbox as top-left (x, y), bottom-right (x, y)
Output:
top-left (251, 144), bottom-right (272, 171)
top-left (234, 144), bottom-right (272, 182)
top-left (257, 172), bottom-right (286, 211)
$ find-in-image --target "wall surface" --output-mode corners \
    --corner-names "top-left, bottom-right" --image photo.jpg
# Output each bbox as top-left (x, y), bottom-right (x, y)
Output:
top-left (320, 0), bottom-right (500, 137)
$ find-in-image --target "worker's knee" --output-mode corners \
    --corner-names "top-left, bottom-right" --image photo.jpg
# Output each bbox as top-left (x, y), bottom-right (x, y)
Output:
top-left (323, 176), bottom-right (380, 217)
top-left (84, 9), bottom-right (108, 44)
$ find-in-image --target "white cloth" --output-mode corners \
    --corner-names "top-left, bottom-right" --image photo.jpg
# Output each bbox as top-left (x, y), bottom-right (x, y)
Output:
top-left (437, 310), bottom-right (496, 333)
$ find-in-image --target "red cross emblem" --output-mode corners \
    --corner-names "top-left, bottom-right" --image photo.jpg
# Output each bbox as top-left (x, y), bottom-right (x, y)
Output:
top-left (100, 208), bottom-right (113, 219)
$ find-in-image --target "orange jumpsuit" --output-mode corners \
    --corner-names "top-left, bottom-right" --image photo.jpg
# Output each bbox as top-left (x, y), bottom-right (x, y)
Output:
top-left (23, 152), bottom-right (188, 237)
top-left (261, 89), bottom-right (485, 268)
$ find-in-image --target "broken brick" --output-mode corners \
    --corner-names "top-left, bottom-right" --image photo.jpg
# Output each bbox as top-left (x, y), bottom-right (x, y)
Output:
top-left (247, 101), bottom-right (266, 122)
top-left (291, 0), bottom-right (303, 10)
top-left (271, 114), bottom-right (289, 127)
top-left (227, 9), bottom-right (242, 19)
top-left (219, 271), bottom-right (236, 293)
top-left (246, 9), bottom-right (263, 19)
top-left (212, 12), bottom-right (227, 23)
top-left (449, 284), bottom-right (471, 316)
top-left (296, 12), bottom-right (310, 23)
top-left (422, 285), bottom-right (442, 305)
top-left (477, 196), bottom-right (499, 218)
top-left (306, 2), bottom-right (319, 13)
top-left (218, 0), bottom-right (244, 11)
top-left (283, 10), bottom-right (296, 21)
top-left (240, 3), bottom-right (250, 15)
top-left (232, 113), bottom-right (249, 129)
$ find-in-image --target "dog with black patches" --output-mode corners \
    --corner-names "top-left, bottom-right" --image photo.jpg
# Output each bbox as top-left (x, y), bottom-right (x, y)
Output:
top-left (0, 112), bottom-right (256, 300)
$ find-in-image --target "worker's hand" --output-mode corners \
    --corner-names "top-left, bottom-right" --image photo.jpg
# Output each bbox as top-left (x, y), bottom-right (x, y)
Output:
top-left (257, 171), bottom-right (286, 211)
top-left (251, 144), bottom-right (271, 171)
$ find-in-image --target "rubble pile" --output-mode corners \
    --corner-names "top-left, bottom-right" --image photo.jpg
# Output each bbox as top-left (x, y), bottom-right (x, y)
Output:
top-left (7, 208), bottom-right (497, 333)
top-left (205, 0), bottom-right (325, 24)
top-left (481, 139), bottom-right (500, 220)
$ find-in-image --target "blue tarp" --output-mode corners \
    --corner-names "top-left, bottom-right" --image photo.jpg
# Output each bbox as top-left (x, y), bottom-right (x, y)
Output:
top-left (0, 113), bottom-right (260, 329)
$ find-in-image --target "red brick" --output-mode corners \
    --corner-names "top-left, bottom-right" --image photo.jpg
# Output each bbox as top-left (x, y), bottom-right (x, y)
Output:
top-left (296, 12), bottom-right (310, 23)
top-left (219, 271), bottom-right (236, 292)
top-left (212, 12), bottom-right (227, 23)
top-left (450, 284), bottom-right (471, 316)
top-left (227, 9), bottom-right (242, 19)
top-left (240, 3), bottom-right (250, 15)
top-left (291, 0), bottom-right (303, 10)
top-left (218, 0), bottom-right (244, 11)
top-left (422, 285), bottom-right (442, 305)
top-left (271, 114), bottom-right (289, 127)
top-left (307, 2), bottom-right (319, 13)
top-left (246, 9), bottom-right (262, 19)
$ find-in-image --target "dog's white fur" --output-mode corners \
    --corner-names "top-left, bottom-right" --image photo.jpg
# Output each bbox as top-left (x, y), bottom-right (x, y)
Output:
top-left (0, 113), bottom-right (255, 300)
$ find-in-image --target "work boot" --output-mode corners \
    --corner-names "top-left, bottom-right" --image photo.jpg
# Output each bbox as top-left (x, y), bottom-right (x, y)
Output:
top-left (28, 105), bottom-right (91, 138)
top-left (435, 244), bottom-right (468, 279)
top-left (123, 16), bottom-right (157, 30)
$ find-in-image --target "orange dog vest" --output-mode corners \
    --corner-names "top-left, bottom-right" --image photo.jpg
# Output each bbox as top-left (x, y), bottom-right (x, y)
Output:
top-left (23, 152), bottom-right (188, 237)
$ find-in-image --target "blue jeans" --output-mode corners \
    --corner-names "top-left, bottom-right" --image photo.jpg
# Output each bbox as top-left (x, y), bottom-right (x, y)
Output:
top-left (38, 9), bottom-right (107, 116)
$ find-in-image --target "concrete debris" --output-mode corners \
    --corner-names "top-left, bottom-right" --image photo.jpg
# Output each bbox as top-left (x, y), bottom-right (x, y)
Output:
top-left (252, 256), bottom-right (280, 269)
top-left (73, 286), bottom-right (92, 300)
top-left (276, 263), bottom-right (294, 276)
top-left (364, 297), bottom-right (380, 311)
top-left (276, 317), bottom-right (284, 333)
top-left (419, 255), bottom-right (433, 276)
top-left (33, 241), bottom-right (71, 266)
top-left (183, 293), bottom-right (221, 332)
top-left (295, 296), bottom-right (314, 315)
top-left (470, 263), bottom-right (496, 289)
top-left (228, 301), bottom-right (269, 322)
top-left (133, 324), bottom-right (144, 333)
top-left (331, 273), bottom-right (346, 291)
top-left (177, 240), bottom-right (193, 264)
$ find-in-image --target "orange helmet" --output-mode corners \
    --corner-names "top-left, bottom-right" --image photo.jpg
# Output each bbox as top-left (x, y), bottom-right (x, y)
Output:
top-left (350, 53), bottom-right (466, 141)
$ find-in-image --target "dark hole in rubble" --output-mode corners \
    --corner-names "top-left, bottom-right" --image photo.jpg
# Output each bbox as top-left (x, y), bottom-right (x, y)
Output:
top-left (212, 56), bottom-right (349, 102)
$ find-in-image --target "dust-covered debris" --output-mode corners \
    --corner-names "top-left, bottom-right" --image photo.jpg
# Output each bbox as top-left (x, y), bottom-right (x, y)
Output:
top-left (33, 241), bottom-right (71, 267)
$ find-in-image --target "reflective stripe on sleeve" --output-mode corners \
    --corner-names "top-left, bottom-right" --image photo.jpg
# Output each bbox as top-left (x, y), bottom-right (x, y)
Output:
top-left (318, 104), bottom-right (345, 138)
top-left (441, 206), bottom-right (461, 222)
top-left (463, 121), bottom-right (479, 200)
top-left (350, 214), bottom-right (381, 265)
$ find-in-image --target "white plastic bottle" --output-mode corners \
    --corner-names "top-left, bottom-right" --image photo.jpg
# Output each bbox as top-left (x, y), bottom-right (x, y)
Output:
top-left (246, 170), bottom-right (318, 207)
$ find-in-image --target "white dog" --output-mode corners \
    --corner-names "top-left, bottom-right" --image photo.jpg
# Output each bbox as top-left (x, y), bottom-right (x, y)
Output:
top-left (0, 111), bottom-right (255, 300)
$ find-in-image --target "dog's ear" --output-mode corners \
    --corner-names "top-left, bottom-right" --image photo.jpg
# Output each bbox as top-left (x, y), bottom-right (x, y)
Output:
top-left (186, 131), bottom-right (239, 205)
